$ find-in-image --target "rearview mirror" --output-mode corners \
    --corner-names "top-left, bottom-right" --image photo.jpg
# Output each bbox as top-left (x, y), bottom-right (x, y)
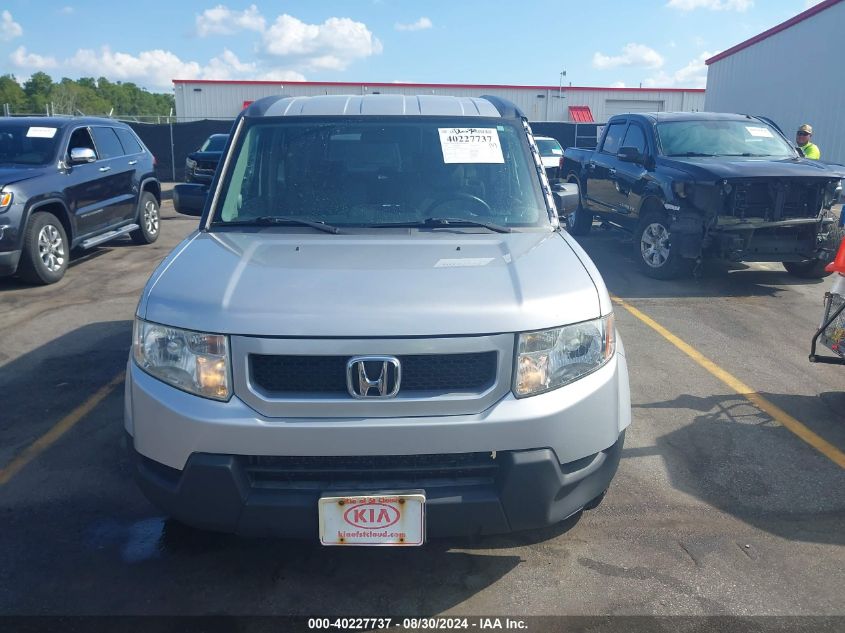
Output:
top-left (552, 182), bottom-right (579, 214)
top-left (617, 146), bottom-right (643, 164)
top-left (173, 183), bottom-right (208, 217)
top-left (69, 147), bottom-right (96, 164)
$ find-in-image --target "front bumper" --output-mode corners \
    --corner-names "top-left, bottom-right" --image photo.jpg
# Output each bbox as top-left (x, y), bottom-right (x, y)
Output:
top-left (0, 249), bottom-right (21, 276)
top-left (128, 430), bottom-right (625, 538)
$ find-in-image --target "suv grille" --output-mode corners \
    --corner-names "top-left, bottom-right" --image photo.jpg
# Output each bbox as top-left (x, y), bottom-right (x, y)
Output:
top-left (244, 453), bottom-right (499, 489)
top-left (728, 179), bottom-right (822, 221)
top-left (250, 352), bottom-right (497, 395)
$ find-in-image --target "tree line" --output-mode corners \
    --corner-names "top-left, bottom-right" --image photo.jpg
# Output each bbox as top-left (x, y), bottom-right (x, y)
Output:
top-left (0, 72), bottom-right (175, 118)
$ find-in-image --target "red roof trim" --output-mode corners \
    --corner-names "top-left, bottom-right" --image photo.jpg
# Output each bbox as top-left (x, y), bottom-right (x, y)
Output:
top-left (568, 106), bottom-right (594, 123)
top-left (706, 0), bottom-right (843, 65)
top-left (173, 78), bottom-right (704, 93)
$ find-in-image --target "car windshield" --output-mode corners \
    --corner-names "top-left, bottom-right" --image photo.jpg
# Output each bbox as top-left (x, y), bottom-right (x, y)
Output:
top-left (657, 119), bottom-right (796, 158)
top-left (535, 138), bottom-right (563, 157)
top-left (0, 123), bottom-right (61, 165)
top-left (213, 117), bottom-right (549, 229)
top-left (201, 135), bottom-right (228, 152)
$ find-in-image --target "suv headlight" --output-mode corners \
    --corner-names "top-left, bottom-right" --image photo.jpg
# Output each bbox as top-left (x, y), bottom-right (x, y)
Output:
top-left (132, 317), bottom-right (231, 401)
top-left (0, 191), bottom-right (11, 210)
top-left (185, 158), bottom-right (197, 170)
top-left (514, 314), bottom-right (615, 398)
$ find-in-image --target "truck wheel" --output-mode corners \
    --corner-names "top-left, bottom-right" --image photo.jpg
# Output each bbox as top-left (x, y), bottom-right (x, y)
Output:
top-left (17, 212), bottom-right (69, 285)
top-left (634, 212), bottom-right (691, 280)
top-left (131, 192), bottom-right (160, 245)
top-left (565, 177), bottom-right (592, 236)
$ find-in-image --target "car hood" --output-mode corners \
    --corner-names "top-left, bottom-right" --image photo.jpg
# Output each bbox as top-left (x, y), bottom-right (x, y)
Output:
top-left (659, 156), bottom-right (845, 181)
top-left (187, 150), bottom-right (224, 162)
top-left (0, 165), bottom-right (47, 185)
top-left (141, 230), bottom-right (602, 337)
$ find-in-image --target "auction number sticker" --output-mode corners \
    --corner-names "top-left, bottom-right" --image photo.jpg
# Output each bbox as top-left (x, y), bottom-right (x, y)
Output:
top-left (438, 128), bottom-right (504, 164)
top-left (26, 127), bottom-right (58, 138)
top-left (746, 126), bottom-right (774, 138)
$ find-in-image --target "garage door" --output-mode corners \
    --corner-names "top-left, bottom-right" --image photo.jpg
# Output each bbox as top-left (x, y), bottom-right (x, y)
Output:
top-left (605, 99), bottom-right (663, 117)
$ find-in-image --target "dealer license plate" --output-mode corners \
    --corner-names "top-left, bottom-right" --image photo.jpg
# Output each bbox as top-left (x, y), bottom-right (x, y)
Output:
top-left (318, 492), bottom-right (425, 546)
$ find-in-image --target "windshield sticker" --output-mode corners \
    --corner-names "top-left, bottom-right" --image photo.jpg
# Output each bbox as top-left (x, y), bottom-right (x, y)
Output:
top-left (434, 257), bottom-right (495, 268)
top-left (26, 127), bottom-right (58, 139)
top-left (438, 128), bottom-right (504, 164)
top-left (746, 126), bottom-right (774, 138)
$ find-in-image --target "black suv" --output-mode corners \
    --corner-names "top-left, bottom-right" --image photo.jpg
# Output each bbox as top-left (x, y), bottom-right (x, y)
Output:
top-left (185, 133), bottom-right (229, 184)
top-left (0, 117), bottom-right (161, 284)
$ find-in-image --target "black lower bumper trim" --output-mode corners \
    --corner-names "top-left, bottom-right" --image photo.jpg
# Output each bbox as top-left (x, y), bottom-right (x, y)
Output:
top-left (0, 249), bottom-right (21, 276)
top-left (129, 431), bottom-right (625, 539)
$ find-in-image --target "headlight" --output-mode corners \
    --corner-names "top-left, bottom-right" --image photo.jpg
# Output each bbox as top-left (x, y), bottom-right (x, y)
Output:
top-left (185, 158), bottom-right (197, 170)
top-left (0, 191), bottom-right (11, 209)
top-left (514, 314), bottom-right (615, 398)
top-left (132, 318), bottom-right (231, 401)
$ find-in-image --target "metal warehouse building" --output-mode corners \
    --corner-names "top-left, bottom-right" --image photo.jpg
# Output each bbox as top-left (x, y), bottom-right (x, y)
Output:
top-left (705, 0), bottom-right (845, 165)
top-left (174, 79), bottom-right (705, 124)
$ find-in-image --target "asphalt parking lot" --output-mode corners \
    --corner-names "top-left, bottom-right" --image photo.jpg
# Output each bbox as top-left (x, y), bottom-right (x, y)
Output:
top-left (1, 184), bottom-right (844, 619)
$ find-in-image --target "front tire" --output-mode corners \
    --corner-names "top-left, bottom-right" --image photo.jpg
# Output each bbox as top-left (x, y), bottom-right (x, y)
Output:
top-left (634, 212), bottom-right (691, 280)
top-left (782, 225), bottom-right (844, 279)
top-left (17, 212), bottom-right (69, 285)
top-left (565, 176), bottom-right (593, 236)
top-left (131, 192), bottom-right (160, 245)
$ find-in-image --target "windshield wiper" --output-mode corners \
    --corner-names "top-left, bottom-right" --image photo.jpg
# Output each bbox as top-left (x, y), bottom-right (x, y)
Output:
top-left (371, 217), bottom-right (512, 233)
top-left (666, 152), bottom-right (718, 157)
top-left (718, 153), bottom-right (770, 157)
top-left (212, 215), bottom-right (341, 234)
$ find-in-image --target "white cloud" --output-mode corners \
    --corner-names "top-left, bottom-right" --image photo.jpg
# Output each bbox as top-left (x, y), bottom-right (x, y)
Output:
top-left (196, 4), bottom-right (265, 36)
top-left (593, 43), bottom-right (664, 70)
top-left (644, 51), bottom-right (714, 88)
top-left (8, 45), bottom-right (305, 90)
top-left (395, 17), bottom-right (432, 31)
top-left (804, 0), bottom-right (825, 6)
top-left (9, 46), bottom-right (58, 69)
top-left (666, 0), bottom-right (753, 10)
top-left (60, 6), bottom-right (74, 15)
top-left (610, 81), bottom-right (627, 88)
top-left (262, 14), bottom-right (382, 71)
top-left (1, 10), bottom-right (23, 41)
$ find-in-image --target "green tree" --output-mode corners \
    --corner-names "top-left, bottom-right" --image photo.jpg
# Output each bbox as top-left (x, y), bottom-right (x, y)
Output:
top-left (0, 74), bottom-right (26, 112)
top-left (23, 71), bottom-right (54, 113)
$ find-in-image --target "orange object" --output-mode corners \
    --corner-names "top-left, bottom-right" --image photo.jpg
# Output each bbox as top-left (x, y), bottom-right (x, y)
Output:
top-left (825, 236), bottom-right (845, 273)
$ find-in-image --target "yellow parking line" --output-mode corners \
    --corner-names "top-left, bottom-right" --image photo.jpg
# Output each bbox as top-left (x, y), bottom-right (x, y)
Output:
top-left (0, 371), bottom-right (125, 486)
top-left (612, 296), bottom-right (845, 469)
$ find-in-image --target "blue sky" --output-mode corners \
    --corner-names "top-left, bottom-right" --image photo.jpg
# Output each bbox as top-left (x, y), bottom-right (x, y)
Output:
top-left (0, 0), bottom-right (825, 92)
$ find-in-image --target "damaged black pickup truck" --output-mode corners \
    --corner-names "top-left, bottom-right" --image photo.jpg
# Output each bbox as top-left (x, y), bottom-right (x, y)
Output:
top-left (562, 112), bottom-right (845, 279)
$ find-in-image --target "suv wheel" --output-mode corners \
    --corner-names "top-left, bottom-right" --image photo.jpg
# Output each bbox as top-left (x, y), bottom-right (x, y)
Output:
top-left (18, 212), bottom-right (69, 285)
top-left (782, 225), bottom-right (843, 279)
top-left (131, 192), bottom-right (160, 245)
top-left (634, 212), bottom-right (691, 280)
top-left (565, 176), bottom-right (592, 236)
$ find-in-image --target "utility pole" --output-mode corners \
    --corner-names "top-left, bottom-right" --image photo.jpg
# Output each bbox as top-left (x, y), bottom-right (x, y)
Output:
top-left (559, 70), bottom-right (567, 120)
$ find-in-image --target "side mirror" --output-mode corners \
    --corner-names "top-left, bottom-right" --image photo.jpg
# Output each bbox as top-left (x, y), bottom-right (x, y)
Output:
top-left (552, 182), bottom-right (579, 214)
top-left (173, 183), bottom-right (208, 217)
top-left (69, 147), bottom-right (96, 164)
top-left (617, 146), bottom-right (643, 164)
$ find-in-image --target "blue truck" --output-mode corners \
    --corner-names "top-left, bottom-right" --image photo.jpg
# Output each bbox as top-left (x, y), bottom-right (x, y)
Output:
top-left (563, 112), bottom-right (845, 279)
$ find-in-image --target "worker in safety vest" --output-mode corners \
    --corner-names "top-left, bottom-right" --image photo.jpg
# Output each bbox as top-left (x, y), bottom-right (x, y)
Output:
top-left (796, 124), bottom-right (821, 160)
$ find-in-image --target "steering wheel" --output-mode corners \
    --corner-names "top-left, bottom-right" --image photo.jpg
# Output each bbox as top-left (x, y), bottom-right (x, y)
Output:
top-left (423, 193), bottom-right (493, 217)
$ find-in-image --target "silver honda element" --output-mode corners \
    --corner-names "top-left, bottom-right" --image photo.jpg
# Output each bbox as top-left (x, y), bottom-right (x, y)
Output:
top-left (126, 94), bottom-right (630, 545)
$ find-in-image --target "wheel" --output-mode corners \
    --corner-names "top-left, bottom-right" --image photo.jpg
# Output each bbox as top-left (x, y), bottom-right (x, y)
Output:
top-left (17, 212), bottom-right (69, 285)
top-left (634, 212), bottom-right (691, 280)
top-left (782, 225), bottom-right (843, 279)
top-left (565, 176), bottom-right (592, 236)
top-left (783, 259), bottom-right (831, 278)
top-left (423, 192), bottom-right (492, 217)
top-left (131, 192), bottom-right (160, 245)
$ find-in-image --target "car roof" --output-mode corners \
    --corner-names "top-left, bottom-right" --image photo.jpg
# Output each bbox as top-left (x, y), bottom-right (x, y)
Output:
top-left (0, 116), bottom-right (129, 128)
top-left (534, 136), bottom-right (560, 142)
top-left (244, 94), bottom-right (521, 119)
top-left (621, 111), bottom-right (765, 124)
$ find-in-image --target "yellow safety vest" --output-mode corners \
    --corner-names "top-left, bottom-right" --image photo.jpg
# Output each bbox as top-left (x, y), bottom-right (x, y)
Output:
top-left (799, 142), bottom-right (820, 160)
